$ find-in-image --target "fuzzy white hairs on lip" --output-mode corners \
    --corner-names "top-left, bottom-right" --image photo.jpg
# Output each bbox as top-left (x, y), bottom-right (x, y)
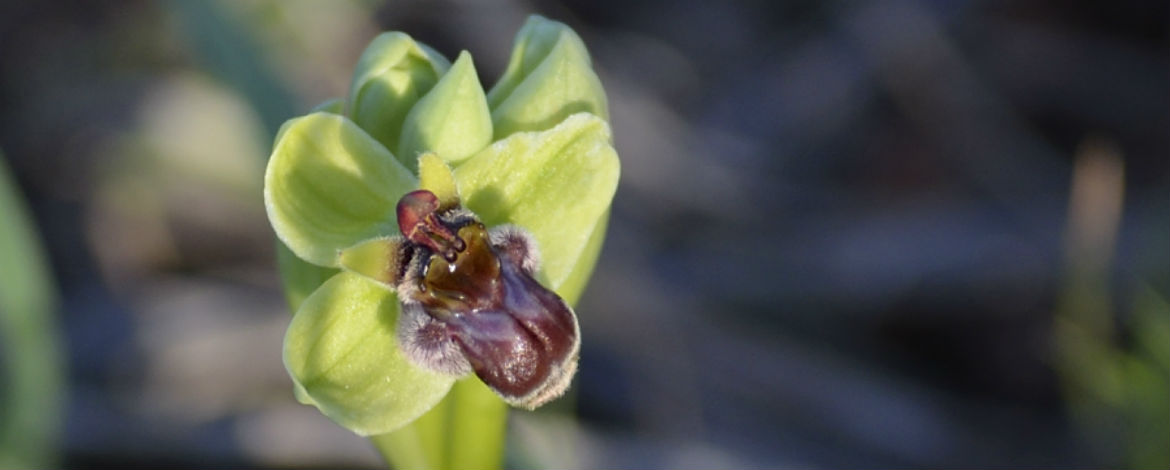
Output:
top-left (488, 224), bottom-right (541, 276)
top-left (396, 302), bottom-right (472, 376)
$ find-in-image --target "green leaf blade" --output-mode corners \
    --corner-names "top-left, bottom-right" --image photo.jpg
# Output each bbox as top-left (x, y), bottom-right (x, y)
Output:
top-left (0, 152), bottom-right (63, 468)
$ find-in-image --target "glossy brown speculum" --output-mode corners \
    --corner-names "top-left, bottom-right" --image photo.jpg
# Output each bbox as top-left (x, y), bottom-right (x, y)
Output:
top-left (419, 224), bottom-right (500, 315)
top-left (394, 190), bottom-right (579, 408)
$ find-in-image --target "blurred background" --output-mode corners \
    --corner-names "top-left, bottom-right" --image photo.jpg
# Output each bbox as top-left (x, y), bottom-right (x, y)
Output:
top-left (0, 0), bottom-right (1167, 468)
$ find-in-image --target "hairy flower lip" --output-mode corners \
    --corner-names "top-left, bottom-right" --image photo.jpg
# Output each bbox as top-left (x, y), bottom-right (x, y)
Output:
top-left (446, 238), bottom-right (580, 409)
top-left (393, 190), bottom-right (581, 409)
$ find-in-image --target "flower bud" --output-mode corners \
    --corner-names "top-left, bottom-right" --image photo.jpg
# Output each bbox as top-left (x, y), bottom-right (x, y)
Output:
top-left (347, 32), bottom-right (450, 160)
top-left (487, 15), bottom-right (609, 138)
top-left (397, 52), bottom-right (493, 171)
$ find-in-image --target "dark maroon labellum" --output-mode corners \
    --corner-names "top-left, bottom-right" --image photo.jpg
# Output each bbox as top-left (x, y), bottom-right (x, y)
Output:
top-left (392, 190), bottom-right (579, 409)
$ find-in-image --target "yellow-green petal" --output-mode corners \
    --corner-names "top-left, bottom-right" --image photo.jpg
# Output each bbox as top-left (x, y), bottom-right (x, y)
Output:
top-left (397, 51), bottom-right (493, 170)
top-left (284, 272), bottom-right (456, 436)
top-left (455, 113), bottom-right (619, 290)
top-left (347, 32), bottom-right (450, 153)
top-left (417, 153), bottom-right (460, 209)
top-left (487, 15), bottom-right (608, 138)
top-left (338, 236), bottom-right (402, 287)
top-left (265, 112), bottom-right (417, 266)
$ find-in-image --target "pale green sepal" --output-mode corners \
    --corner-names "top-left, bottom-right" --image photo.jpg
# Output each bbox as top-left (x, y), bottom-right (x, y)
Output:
top-left (487, 15), bottom-right (608, 138)
top-left (284, 272), bottom-right (456, 436)
top-left (397, 51), bottom-right (493, 170)
top-left (264, 112), bottom-right (417, 266)
top-left (338, 236), bottom-right (403, 287)
top-left (347, 32), bottom-right (450, 154)
top-left (454, 113), bottom-right (619, 289)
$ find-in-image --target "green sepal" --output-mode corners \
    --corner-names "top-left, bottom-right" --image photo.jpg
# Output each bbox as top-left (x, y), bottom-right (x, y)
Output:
top-left (284, 272), bottom-right (456, 436)
top-left (270, 97), bottom-right (374, 309)
top-left (265, 112), bottom-right (417, 266)
top-left (454, 113), bottom-right (619, 289)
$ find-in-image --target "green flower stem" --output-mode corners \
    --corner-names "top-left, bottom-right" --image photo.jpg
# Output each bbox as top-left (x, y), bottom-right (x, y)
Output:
top-left (371, 378), bottom-right (507, 470)
top-left (0, 152), bottom-right (63, 468)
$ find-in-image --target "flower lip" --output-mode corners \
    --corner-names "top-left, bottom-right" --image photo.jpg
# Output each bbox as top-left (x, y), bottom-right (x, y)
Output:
top-left (445, 238), bottom-right (579, 408)
top-left (392, 190), bottom-right (580, 408)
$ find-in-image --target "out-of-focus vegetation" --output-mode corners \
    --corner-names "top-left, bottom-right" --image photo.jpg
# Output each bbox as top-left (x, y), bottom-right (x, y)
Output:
top-left (1054, 140), bottom-right (1169, 469)
top-left (0, 152), bottom-right (63, 468)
